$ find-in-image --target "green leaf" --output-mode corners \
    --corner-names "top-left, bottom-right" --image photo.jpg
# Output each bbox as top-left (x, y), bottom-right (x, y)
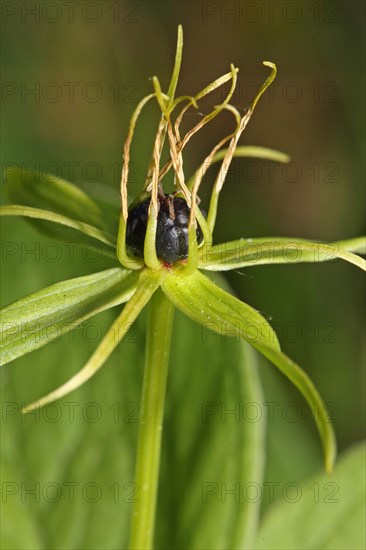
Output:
top-left (3, 169), bottom-right (105, 229)
top-left (22, 268), bottom-right (164, 412)
top-left (2, 169), bottom-right (120, 246)
top-left (335, 236), bottom-right (366, 254)
top-left (1, 309), bottom-right (145, 550)
top-left (200, 237), bottom-right (366, 271)
top-left (252, 343), bottom-right (336, 474)
top-left (162, 270), bottom-right (336, 473)
top-left (1, 267), bottom-right (265, 549)
top-left (0, 267), bottom-right (138, 365)
top-left (255, 442), bottom-right (366, 549)
top-left (162, 269), bottom-right (280, 350)
top-left (0, 205), bottom-right (116, 249)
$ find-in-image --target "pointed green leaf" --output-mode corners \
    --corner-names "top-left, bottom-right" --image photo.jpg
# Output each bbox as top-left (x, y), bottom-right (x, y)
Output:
top-left (1, 275), bottom-right (265, 550)
top-left (162, 270), bottom-right (280, 350)
top-left (2, 168), bottom-right (120, 244)
top-left (1, 306), bottom-right (146, 550)
top-left (255, 442), bottom-right (365, 549)
top-left (0, 205), bottom-right (116, 249)
top-left (1, 267), bottom-right (138, 365)
top-left (3, 169), bottom-right (105, 229)
top-left (335, 236), bottom-right (366, 254)
top-left (252, 342), bottom-right (336, 473)
top-left (200, 237), bottom-right (366, 271)
top-left (22, 268), bottom-right (165, 411)
top-left (162, 270), bottom-right (336, 473)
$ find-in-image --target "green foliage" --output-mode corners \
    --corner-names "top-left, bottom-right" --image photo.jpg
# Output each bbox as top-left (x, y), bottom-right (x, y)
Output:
top-left (1, 267), bottom-right (138, 365)
top-left (1, 305), bottom-right (264, 550)
top-left (255, 442), bottom-right (365, 549)
top-left (1, 23), bottom-right (365, 550)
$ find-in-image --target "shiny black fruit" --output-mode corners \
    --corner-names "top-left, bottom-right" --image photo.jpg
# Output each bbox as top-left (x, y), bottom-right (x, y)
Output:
top-left (126, 194), bottom-right (204, 264)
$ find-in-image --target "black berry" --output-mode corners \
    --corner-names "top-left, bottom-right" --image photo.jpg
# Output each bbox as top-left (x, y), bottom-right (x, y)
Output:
top-left (126, 194), bottom-right (204, 264)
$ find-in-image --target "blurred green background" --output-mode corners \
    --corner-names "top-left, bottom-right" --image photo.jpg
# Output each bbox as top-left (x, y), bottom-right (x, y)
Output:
top-left (1, 1), bottom-right (365, 548)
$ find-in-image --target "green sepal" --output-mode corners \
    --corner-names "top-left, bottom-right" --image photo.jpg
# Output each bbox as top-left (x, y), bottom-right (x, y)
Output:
top-left (162, 269), bottom-right (280, 351)
top-left (161, 269), bottom-right (336, 472)
top-left (0, 267), bottom-right (139, 365)
top-left (3, 169), bottom-right (105, 227)
top-left (2, 168), bottom-right (119, 247)
top-left (252, 342), bottom-right (336, 473)
top-left (0, 205), bottom-right (116, 251)
top-left (22, 268), bottom-right (166, 412)
top-left (199, 236), bottom-right (366, 271)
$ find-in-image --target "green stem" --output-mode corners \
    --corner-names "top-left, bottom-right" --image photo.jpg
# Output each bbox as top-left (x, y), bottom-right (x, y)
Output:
top-left (129, 289), bottom-right (175, 549)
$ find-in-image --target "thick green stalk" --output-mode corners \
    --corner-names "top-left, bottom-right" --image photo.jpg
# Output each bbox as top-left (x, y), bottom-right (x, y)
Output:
top-left (129, 289), bottom-right (175, 549)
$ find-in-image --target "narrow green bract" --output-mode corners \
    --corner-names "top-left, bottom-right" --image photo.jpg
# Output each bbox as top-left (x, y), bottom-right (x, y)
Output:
top-left (0, 267), bottom-right (138, 365)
